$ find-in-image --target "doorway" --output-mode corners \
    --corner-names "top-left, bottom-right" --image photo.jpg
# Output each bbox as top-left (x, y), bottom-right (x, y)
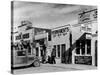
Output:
top-left (36, 47), bottom-right (39, 56)
top-left (95, 40), bottom-right (97, 66)
top-left (35, 38), bottom-right (47, 63)
top-left (61, 44), bottom-right (66, 63)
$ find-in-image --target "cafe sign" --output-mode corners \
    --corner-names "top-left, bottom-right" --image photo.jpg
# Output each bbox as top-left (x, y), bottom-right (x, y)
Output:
top-left (52, 27), bottom-right (70, 38)
top-left (78, 9), bottom-right (97, 24)
top-left (79, 11), bottom-right (91, 24)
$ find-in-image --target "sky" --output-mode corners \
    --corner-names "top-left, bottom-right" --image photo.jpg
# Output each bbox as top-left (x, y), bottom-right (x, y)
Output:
top-left (13, 1), bottom-right (97, 30)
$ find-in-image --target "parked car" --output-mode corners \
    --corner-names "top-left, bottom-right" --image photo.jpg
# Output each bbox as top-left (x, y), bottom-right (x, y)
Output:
top-left (11, 49), bottom-right (40, 68)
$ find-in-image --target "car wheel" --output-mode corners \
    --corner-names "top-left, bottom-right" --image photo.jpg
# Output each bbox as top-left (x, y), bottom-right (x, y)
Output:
top-left (33, 60), bottom-right (40, 67)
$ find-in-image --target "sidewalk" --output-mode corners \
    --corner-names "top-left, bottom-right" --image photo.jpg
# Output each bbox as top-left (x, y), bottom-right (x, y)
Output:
top-left (41, 63), bottom-right (97, 70)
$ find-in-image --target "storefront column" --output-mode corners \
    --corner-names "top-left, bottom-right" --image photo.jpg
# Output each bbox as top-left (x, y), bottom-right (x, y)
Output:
top-left (32, 48), bottom-right (36, 55)
top-left (85, 41), bottom-right (87, 55)
top-left (38, 47), bottom-right (41, 57)
top-left (91, 39), bottom-right (95, 66)
top-left (72, 49), bottom-right (75, 64)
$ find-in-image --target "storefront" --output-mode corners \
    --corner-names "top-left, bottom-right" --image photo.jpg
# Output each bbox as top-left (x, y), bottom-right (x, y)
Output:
top-left (72, 8), bottom-right (97, 66)
top-left (34, 28), bottom-right (51, 63)
top-left (51, 25), bottom-right (71, 64)
top-left (13, 21), bottom-right (52, 64)
top-left (13, 21), bottom-right (52, 61)
top-left (51, 8), bottom-right (97, 66)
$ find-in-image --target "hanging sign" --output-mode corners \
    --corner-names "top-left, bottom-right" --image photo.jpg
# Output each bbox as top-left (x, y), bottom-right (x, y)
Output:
top-left (78, 9), bottom-right (97, 24)
top-left (79, 11), bottom-right (91, 24)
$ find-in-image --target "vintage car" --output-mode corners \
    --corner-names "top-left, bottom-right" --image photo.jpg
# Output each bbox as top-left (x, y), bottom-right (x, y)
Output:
top-left (11, 49), bottom-right (40, 68)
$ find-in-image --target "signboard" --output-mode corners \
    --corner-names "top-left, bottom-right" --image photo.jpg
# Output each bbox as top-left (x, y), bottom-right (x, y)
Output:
top-left (78, 9), bottom-right (97, 24)
top-left (35, 28), bottom-right (48, 35)
top-left (86, 34), bottom-right (92, 39)
top-left (52, 27), bottom-right (70, 38)
top-left (75, 56), bottom-right (92, 65)
top-left (15, 33), bottom-right (30, 40)
top-left (80, 23), bottom-right (92, 33)
top-left (15, 33), bottom-right (22, 40)
top-left (35, 33), bottom-right (47, 40)
top-left (79, 12), bottom-right (91, 24)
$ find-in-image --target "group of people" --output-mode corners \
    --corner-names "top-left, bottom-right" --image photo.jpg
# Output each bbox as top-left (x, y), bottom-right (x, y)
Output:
top-left (47, 48), bottom-right (56, 64)
top-left (40, 47), bottom-right (56, 64)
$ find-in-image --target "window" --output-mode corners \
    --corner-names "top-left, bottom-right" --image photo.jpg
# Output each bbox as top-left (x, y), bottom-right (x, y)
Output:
top-left (76, 40), bottom-right (85, 55)
top-left (57, 45), bottom-right (60, 57)
top-left (81, 40), bottom-right (85, 55)
top-left (23, 33), bottom-right (29, 39)
top-left (17, 51), bottom-right (26, 56)
top-left (76, 40), bottom-right (80, 54)
top-left (86, 39), bottom-right (91, 54)
top-left (76, 39), bottom-right (91, 55)
top-left (61, 44), bottom-right (66, 57)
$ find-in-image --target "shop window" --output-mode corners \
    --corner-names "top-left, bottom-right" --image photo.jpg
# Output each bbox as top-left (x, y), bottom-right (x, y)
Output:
top-left (86, 39), bottom-right (91, 54)
top-left (76, 40), bottom-right (80, 54)
top-left (57, 45), bottom-right (60, 58)
top-left (76, 39), bottom-right (91, 55)
top-left (76, 40), bottom-right (85, 55)
top-left (81, 40), bottom-right (85, 55)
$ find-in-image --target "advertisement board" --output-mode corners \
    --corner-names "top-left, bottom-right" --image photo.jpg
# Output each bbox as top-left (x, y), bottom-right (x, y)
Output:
top-left (75, 56), bottom-right (92, 65)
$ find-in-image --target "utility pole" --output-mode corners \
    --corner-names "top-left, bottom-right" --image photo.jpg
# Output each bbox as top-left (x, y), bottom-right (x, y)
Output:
top-left (11, 1), bottom-right (14, 74)
top-left (69, 25), bottom-right (72, 64)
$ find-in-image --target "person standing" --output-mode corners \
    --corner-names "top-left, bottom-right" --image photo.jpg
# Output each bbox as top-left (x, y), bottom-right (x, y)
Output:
top-left (42, 44), bottom-right (47, 64)
top-left (51, 48), bottom-right (56, 64)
